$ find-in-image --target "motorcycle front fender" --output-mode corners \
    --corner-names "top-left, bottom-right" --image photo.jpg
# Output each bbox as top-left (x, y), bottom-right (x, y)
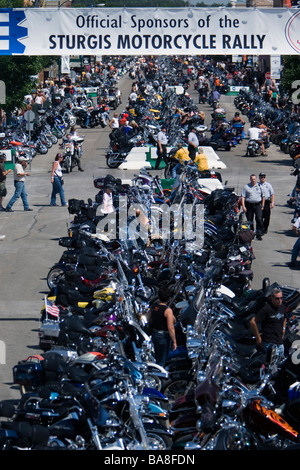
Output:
top-left (144, 422), bottom-right (174, 437)
top-left (142, 386), bottom-right (169, 401)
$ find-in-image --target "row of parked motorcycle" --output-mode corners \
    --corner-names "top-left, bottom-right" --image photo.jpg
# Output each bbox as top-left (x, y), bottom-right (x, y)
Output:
top-left (234, 88), bottom-right (300, 211)
top-left (1, 59), bottom-right (300, 451)
top-left (104, 64), bottom-right (247, 169)
top-left (0, 57), bottom-right (133, 169)
top-left (234, 88), bottom-right (300, 163)
top-left (4, 163), bottom-right (300, 451)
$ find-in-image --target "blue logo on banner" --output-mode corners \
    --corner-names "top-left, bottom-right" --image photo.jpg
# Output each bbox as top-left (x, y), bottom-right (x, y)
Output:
top-left (0, 9), bottom-right (27, 55)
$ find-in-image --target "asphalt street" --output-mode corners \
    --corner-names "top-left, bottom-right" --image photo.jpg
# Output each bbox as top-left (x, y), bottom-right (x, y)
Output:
top-left (0, 72), bottom-right (299, 402)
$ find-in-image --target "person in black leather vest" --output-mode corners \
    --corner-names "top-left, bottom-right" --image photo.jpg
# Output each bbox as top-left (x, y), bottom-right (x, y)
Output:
top-left (149, 288), bottom-right (177, 366)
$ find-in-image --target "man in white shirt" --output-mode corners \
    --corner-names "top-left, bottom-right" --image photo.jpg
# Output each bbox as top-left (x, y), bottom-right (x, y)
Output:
top-left (129, 90), bottom-right (138, 105)
top-left (5, 157), bottom-right (32, 212)
top-left (247, 124), bottom-right (267, 155)
top-left (155, 127), bottom-right (168, 170)
top-left (109, 113), bottom-right (119, 130)
top-left (187, 128), bottom-right (199, 161)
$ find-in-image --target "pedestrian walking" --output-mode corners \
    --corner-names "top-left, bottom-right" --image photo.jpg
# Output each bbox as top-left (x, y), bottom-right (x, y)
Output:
top-left (5, 157), bottom-right (32, 212)
top-left (50, 153), bottom-right (67, 207)
top-left (249, 287), bottom-right (287, 359)
top-left (187, 127), bottom-right (199, 161)
top-left (0, 153), bottom-right (12, 211)
top-left (155, 126), bottom-right (168, 170)
top-left (258, 172), bottom-right (275, 234)
top-left (288, 215), bottom-right (300, 269)
top-left (241, 174), bottom-right (265, 240)
top-left (148, 288), bottom-right (177, 367)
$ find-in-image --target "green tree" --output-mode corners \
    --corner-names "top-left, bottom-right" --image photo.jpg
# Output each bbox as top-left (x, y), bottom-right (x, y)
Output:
top-left (0, 0), bottom-right (25, 6)
top-left (0, 56), bottom-right (56, 113)
top-left (0, 0), bottom-right (57, 113)
top-left (281, 56), bottom-right (300, 95)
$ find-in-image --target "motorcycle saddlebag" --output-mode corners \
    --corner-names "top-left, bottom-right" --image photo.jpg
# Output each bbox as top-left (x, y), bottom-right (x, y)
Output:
top-left (93, 174), bottom-right (117, 189)
top-left (59, 236), bottom-right (77, 248)
top-left (238, 229), bottom-right (255, 243)
top-left (13, 357), bottom-right (44, 387)
top-left (68, 199), bottom-right (85, 214)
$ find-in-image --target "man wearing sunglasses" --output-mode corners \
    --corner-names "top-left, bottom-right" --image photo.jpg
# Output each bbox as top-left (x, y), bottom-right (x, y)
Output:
top-left (249, 288), bottom-right (287, 359)
top-left (258, 172), bottom-right (275, 234)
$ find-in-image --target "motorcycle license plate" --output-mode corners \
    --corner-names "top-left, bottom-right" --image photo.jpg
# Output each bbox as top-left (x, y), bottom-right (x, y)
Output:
top-left (40, 321), bottom-right (60, 338)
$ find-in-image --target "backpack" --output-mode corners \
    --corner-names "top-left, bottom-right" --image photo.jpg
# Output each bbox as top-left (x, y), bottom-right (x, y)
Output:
top-left (95, 190), bottom-right (104, 204)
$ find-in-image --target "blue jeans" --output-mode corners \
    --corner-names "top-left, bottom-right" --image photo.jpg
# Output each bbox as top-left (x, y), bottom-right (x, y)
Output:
top-left (291, 237), bottom-right (300, 263)
top-left (172, 162), bottom-right (182, 178)
top-left (152, 329), bottom-right (170, 367)
top-left (51, 176), bottom-right (66, 206)
top-left (6, 181), bottom-right (29, 210)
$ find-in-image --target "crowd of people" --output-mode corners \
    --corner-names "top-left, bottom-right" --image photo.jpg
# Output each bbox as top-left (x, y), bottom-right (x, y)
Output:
top-left (0, 55), bottom-right (299, 273)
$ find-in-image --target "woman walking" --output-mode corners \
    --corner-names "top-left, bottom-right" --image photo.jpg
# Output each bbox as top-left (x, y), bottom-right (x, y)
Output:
top-left (149, 288), bottom-right (177, 367)
top-left (50, 153), bottom-right (67, 206)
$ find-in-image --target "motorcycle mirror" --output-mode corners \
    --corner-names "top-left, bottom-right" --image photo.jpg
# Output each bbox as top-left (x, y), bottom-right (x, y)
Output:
top-left (88, 198), bottom-right (93, 206)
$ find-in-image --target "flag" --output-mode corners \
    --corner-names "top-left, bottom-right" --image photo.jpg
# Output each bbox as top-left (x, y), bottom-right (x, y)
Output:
top-left (45, 297), bottom-right (60, 318)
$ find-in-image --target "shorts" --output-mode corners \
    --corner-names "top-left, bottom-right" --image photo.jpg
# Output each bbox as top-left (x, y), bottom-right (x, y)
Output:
top-left (0, 182), bottom-right (7, 197)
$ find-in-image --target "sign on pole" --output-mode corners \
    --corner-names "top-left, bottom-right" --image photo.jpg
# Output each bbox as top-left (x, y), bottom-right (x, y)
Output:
top-left (24, 110), bottom-right (35, 132)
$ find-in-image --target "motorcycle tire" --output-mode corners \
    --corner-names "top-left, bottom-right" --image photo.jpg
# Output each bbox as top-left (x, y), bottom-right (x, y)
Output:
top-left (289, 143), bottom-right (300, 158)
top-left (145, 431), bottom-right (173, 450)
top-left (280, 142), bottom-right (286, 153)
top-left (64, 156), bottom-right (71, 173)
top-left (43, 137), bottom-right (53, 149)
top-left (56, 131), bottom-right (64, 140)
top-left (143, 373), bottom-right (167, 392)
top-left (164, 164), bottom-right (174, 179)
top-left (47, 265), bottom-right (65, 290)
top-left (106, 156), bottom-right (121, 169)
top-left (37, 145), bottom-right (48, 155)
top-left (161, 377), bottom-right (191, 403)
top-left (213, 427), bottom-right (259, 450)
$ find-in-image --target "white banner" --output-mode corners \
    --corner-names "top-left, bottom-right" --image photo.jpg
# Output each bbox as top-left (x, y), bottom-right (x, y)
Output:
top-left (271, 55), bottom-right (281, 80)
top-left (61, 55), bottom-right (70, 73)
top-left (3, 7), bottom-right (300, 56)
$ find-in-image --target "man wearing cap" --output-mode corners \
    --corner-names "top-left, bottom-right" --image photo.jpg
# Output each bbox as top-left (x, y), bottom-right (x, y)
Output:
top-left (5, 157), bottom-right (32, 212)
top-left (0, 153), bottom-right (12, 211)
top-left (187, 128), bottom-right (199, 161)
top-left (241, 174), bottom-right (265, 240)
top-left (155, 126), bottom-right (168, 170)
top-left (258, 172), bottom-right (275, 234)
